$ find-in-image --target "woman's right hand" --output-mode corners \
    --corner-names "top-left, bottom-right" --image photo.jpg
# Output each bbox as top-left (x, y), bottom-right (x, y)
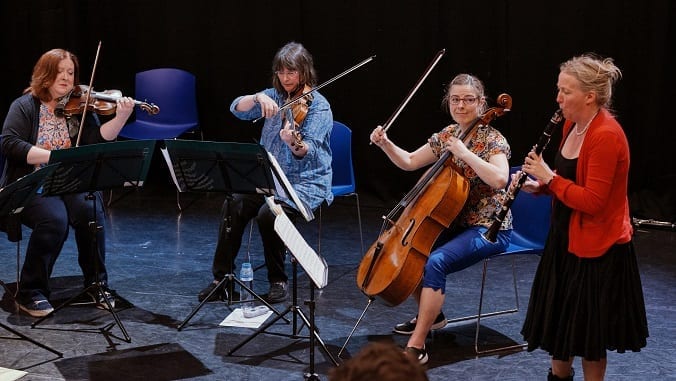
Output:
top-left (512, 171), bottom-right (540, 193)
top-left (370, 125), bottom-right (388, 147)
top-left (256, 93), bottom-right (279, 119)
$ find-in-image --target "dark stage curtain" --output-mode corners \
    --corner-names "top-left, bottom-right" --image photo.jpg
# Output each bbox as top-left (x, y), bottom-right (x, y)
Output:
top-left (1, 0), bottom-right (674, 222)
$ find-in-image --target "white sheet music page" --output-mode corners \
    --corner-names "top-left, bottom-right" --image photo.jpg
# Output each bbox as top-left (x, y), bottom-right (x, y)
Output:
top-left (265, 196), bottom-right (328, 288)
top-left (160, 147), bottom-right (183, 192)
top-left (266, 151), bottom-right (313, 222)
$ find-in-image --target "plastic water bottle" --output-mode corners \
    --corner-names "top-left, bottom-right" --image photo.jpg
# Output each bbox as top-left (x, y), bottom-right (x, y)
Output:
top-left (239, 262), bottom-right (254, 312)
top-left (239, 262), bottom-right (270, 318)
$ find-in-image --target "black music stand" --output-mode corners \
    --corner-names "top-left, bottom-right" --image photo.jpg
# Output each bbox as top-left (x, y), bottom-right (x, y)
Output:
top-left (163, 140), bottom-right (287, 330)
top-left (30, 140), bottom-right (156, 343)
top-left (0, 164), bottom-right (62, 357)
top-left (227, 198), bottom-right (338, 378)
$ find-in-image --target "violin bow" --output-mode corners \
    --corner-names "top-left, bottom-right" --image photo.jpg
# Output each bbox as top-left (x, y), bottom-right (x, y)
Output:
top-left (373, 49), bottom-right (446, 143)
top-left (253, 55), bottom-right (376, 123)
top-left (75, 40), bottom-right (102, 147)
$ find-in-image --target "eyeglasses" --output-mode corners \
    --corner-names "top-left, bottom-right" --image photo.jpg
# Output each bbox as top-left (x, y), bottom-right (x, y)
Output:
top-left (275, 70), bottom-right (299, 77)
top-left (449, 96), bottom-right (479, 105)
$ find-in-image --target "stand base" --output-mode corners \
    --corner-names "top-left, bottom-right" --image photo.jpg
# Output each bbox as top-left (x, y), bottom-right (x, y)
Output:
top-left (227, 303), bottom-right (338, 367)
top-left (31, 282), bottom-right (131, 343)
top-left (177, 273), bottom-right (287, 331)
top-left (228, 261), bottom-right (339, 371)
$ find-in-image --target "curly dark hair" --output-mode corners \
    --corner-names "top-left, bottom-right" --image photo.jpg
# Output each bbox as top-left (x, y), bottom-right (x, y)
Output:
top-left (328, 342), bottom-right (428, 381)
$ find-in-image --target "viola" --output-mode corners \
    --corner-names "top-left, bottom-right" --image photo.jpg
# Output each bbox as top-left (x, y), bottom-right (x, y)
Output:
top-left (58, 84), bottom-right (160, 117)
top-left (356, 94), bottom-right (512, 306)
top-left (283, 85), bottom-right (313, 150)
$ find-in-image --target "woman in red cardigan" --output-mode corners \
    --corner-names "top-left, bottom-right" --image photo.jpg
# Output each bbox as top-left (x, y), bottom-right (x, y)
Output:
top-left (519, 54), bottom-right (648, 381)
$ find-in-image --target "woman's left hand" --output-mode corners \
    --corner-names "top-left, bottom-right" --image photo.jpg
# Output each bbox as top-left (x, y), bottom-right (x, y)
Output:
top-left (279, 120), bottom-right (296, 145)
top-left (445, 136), bottom-right (470, 160)
top-left (115, 97), bottom-right (135, 120)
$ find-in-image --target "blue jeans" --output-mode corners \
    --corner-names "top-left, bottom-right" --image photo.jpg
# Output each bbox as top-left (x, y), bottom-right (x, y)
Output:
top-left (422, 226), bottom-right (511, 292)
top-left (17, 191), bottom-right (107, 303)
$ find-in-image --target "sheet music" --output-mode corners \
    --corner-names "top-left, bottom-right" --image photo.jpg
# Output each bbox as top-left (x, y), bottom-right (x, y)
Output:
top-left (161, 147), bottom-right (183, 192)
top-left (266, 196), bottom-right (328, 288)
top-left (266, 151), bottom-right (313, 222)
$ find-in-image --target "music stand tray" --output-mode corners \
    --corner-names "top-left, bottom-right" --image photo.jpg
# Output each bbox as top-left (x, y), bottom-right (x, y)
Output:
top-left (163, 139), bottom-right (275, 195)
top-left (0, 164), bottom-right (62, 357)
top-left (30, 140), bottom-right (156, 342)
top-left (45, 140), bottom-right (156, 193)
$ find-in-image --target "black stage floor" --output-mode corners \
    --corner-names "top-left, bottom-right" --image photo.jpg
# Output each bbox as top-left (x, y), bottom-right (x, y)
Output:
top-left (1, 185), bottom-right (674, 380)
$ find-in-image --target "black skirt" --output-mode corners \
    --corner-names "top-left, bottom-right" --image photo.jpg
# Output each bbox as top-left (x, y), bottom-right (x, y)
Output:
top-left (521, 199), bottom-right (649, 361)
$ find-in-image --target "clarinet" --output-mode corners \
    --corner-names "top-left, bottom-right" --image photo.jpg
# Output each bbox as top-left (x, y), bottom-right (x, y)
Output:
top-left (482, 109), bottom-right (564, 243)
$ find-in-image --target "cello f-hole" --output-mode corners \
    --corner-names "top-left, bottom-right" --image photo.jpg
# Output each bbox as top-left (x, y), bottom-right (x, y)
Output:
top-left (401, 218), bottom-right (416, 246)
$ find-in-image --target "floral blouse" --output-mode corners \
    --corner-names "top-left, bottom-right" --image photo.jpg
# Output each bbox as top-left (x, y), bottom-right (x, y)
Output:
top-left (35, 104), bottom-right (72, 168)
top-left (428, 123), bottom-right (513, 230)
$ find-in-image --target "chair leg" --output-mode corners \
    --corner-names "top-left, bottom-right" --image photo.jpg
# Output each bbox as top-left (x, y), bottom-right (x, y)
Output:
top-left (445, 255), bottom-right (526, 354)
top-left (317, 204), bottom-right (322, 256)
top-left (474, 255), bottom-right (527, 354)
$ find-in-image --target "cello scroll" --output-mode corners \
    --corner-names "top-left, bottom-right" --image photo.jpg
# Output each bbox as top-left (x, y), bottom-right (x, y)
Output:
top-left (477, 93), bottom-right (512, 127)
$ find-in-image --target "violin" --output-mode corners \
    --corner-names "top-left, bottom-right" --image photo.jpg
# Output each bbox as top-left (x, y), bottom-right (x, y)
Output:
top-left (58, 84), bottom-right (160, 117)
top-left (283, 84), bottom-right (313, 151)
top-left (356, 94), bottom-right (512, 306)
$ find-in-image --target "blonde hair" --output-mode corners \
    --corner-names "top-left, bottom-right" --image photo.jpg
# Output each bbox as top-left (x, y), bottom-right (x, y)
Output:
top-left (560, 53), bottom-right (622, 108)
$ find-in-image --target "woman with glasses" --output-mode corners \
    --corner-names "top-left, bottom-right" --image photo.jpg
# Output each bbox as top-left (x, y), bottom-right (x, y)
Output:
top-left (369, 73), bottom-right (512, 364)
top-left (520, 54), bottom-right (648, 381)
top-left (198, 41), bottom-right (333, 304)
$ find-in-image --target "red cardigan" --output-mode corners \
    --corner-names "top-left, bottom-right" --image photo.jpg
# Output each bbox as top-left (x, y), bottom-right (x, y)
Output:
top-left (546, 108), bottom-right (633, 258)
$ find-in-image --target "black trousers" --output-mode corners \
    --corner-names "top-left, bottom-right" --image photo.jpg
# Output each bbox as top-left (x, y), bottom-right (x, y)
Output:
top-left (18, 191), bottom-right (107, 303)
top-left (212, 194), bottom-right (300, 283)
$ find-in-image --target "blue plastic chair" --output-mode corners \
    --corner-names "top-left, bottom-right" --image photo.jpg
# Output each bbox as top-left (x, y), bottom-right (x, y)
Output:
top-left (119, 68), bottom-right (200, 140)
top-left (116, 68), bottom-right (201, 210)
top-left (448, 165), bottom-right (552, 354)
top-left (247, 121), bottom-right (363, 261)
top-left (320, 121), bottom-right (363, 254)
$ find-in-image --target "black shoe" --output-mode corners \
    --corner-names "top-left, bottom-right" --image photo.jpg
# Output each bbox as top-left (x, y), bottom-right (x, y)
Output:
top-left (266, 281), bottom-right (288, 303)
top-left (198, 280), bottom-right (228, 302)
top-left (404, 346), bottom-right (429, 365)
top-left (393, 312), bottom-right (447, 335)
top-left (88, 286), bottom-right (117, 310)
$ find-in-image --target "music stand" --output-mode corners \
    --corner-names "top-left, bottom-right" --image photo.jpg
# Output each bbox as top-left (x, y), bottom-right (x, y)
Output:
top-left (162, 140), bottom-right (287, 330)
top-left (30, 140), bottom-right (156, 343)
top-left (227, 197), bottom-right (338, 377)
top-left (0, 164), bottom-right (62, 357)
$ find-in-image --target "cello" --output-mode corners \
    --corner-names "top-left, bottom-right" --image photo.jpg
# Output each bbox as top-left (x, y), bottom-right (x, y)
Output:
top-left (356, 94), bottom-right (512, 306)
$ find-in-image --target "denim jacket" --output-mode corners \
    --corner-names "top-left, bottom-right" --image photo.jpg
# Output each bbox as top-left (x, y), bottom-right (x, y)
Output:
top-left (230, 88), bottom-right (333, 212)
